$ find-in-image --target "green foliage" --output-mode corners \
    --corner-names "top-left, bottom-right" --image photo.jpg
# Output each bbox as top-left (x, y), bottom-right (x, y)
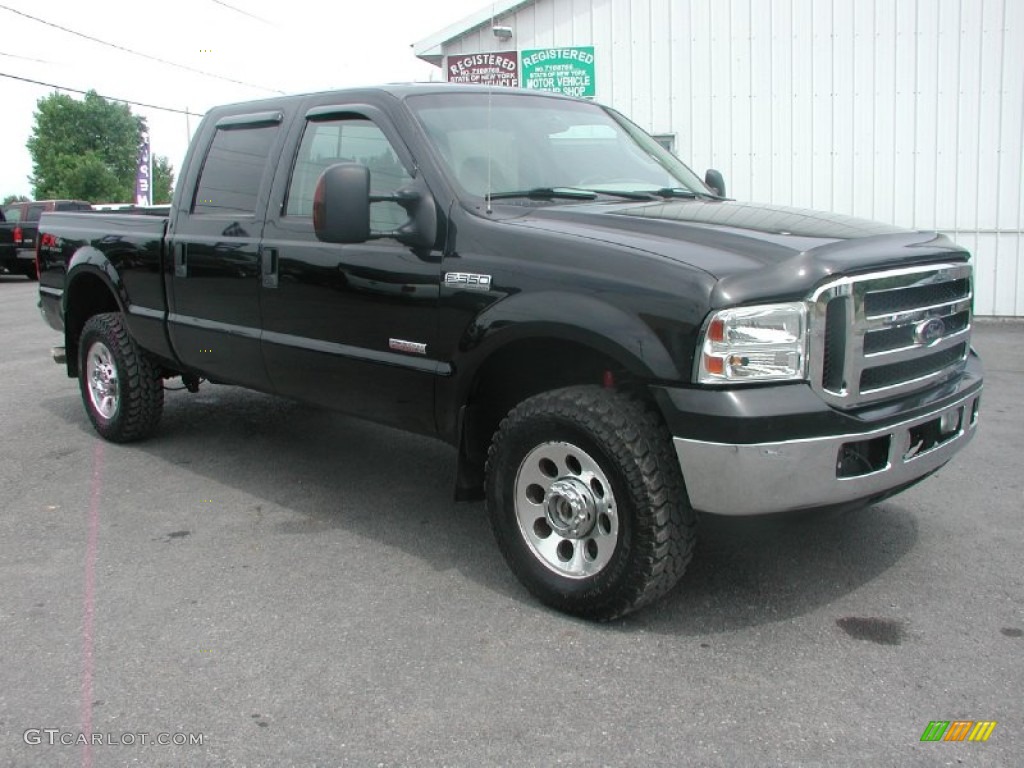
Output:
top-left (2, 194), bottom-right (30, 206)
top-left (153, 155), bottom-right (175, 205)
top-left (27, 91), bottom-right (145, 203)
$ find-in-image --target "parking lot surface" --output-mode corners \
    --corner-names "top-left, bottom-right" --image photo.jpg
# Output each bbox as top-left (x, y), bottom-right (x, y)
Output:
top-left (1, 275), bottom-right (1021, 767)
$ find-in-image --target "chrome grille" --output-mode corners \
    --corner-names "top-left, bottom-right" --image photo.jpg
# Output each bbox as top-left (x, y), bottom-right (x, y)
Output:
top-left (808, 263), bottom-right (973, 408)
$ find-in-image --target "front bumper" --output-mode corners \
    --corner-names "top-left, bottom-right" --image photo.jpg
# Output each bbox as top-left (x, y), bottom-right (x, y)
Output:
top-left (674, 387), bottom-right (980, 515)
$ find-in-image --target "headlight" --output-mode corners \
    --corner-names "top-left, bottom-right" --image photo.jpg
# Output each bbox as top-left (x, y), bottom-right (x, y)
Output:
top-left (696, 302), bottom-right (808, 383)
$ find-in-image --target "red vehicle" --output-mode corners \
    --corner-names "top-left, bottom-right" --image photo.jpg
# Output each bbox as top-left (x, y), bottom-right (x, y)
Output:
top-left (1, 199), bottom-right (92, 279)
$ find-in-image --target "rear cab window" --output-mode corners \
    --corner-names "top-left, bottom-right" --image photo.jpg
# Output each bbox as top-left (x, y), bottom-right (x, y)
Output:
top-left (192, 123), bottom-right (280, 215)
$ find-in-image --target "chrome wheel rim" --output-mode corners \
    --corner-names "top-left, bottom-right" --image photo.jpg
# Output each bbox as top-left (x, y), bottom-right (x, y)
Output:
top-left (514, 441), bottom-right (619, 579)
top-left (86, 341), bottom-right (119, 420)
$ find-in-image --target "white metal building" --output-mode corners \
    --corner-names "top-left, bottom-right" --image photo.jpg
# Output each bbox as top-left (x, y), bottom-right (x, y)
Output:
top-left (415, 0), bottom-right (1024, 317)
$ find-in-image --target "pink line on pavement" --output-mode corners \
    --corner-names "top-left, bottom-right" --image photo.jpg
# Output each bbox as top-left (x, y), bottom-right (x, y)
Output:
top-left (81, 441), bottom-right (105, 768)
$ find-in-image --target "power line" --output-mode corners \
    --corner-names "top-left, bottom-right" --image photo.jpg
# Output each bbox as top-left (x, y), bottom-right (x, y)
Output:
top-left (0, 49), bottom-right (54, 64)
top-left (0, 3), bottom-right (284, 94)
top-left (210, 0), bottom-right (274, 25)
top-left (0, 71), bottom-right (205, 116)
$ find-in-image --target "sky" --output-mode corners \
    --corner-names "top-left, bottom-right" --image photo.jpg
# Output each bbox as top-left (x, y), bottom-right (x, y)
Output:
top-left (0, 0), bottom-right (493, 199)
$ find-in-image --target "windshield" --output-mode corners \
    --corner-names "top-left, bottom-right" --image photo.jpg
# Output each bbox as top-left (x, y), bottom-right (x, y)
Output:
top-left (407, 92), bottom-right (706, 201)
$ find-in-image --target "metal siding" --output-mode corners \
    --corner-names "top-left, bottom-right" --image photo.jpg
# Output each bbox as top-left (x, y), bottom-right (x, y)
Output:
top-left (850, 0), bottom-right (876, 220)
top-left (611, 0), bottom-right (634, 112)
top-left (749, 0), bottom-right (773, 203)
top-left (433, 0), bottom-right (1023, 315)
top-left (648, 0), bottom-right (671, 132)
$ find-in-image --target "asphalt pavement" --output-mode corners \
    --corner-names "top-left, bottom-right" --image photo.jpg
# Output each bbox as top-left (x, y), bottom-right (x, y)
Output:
top-left (1, 275), bottom-right (1021, 767)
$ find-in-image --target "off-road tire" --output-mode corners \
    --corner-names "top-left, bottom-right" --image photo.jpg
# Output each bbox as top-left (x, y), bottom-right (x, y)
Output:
top-left (486, 385), bottom-right (696, 620)
top-left (78, 312), bottom-right (164, 442)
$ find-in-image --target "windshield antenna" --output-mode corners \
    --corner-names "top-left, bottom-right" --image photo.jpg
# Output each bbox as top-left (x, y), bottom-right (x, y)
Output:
top-left (486, 2), bottom-right (495, 214)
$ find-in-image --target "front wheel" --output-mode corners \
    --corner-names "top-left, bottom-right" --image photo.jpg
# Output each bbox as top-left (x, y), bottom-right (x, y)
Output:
top-left (78, 313), bottom-right (164, 442)
top-left (486, 386), bottom-right (696, 620)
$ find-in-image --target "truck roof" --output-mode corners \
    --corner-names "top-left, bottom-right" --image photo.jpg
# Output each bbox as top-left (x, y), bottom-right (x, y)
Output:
top-left (208, 82), bottom-right (580, 115)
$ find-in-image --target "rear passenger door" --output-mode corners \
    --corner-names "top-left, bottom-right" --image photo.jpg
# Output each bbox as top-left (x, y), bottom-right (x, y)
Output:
top-left (165, 110), bottom-right (286, 390)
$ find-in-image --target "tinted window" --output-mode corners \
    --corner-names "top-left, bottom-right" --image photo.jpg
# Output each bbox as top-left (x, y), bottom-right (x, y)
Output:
top-left (193, 125), bottom-right (278, 215)
top-left (285, 118), bottom-right (411, 231)
top-left (26, 205), bottom-right (45, 222)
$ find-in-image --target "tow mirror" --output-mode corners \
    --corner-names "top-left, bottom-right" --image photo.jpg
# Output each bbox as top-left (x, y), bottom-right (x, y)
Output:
top-left (313, 162), bottom-right (438, 249)
top-left (704, 169), bottom-right (726, 198)
top-left (314, 163), bottom-right (371, 244)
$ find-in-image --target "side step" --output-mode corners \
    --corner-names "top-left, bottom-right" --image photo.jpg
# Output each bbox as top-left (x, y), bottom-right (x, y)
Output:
top-left (51, 346), bottom-right (66, 365)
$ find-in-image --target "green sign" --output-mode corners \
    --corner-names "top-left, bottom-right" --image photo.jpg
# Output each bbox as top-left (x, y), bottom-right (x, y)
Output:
top-left (520, 47), bottom-right (595, 98)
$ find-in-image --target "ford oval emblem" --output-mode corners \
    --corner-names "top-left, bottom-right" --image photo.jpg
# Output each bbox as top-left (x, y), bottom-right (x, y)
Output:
top-left (914, 317), bottom-right (946, 345)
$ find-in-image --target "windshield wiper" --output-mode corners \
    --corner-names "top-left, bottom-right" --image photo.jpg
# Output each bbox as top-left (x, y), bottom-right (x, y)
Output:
top-left (487, 187), bottom-right (598, 201)
top-left (582, 189), bottom-right (661, 200)
top-left (651, 187), bottom-right (723, 200)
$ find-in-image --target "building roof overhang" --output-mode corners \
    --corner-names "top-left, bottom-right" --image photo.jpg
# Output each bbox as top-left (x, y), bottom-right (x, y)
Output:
top-left (413, 1), bottom-right (538, 66)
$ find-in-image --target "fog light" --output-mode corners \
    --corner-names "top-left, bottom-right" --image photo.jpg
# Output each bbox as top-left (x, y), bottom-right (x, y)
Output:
top-left (939, 409), bottom-right (961, 436)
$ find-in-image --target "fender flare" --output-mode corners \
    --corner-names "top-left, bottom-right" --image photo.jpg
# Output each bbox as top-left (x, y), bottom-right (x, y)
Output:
top-left (454, 290), bottom-right (684, 387)
top-left (63, 246), bottom-right (128, 317)
top-left (61, 247), bottom-right (128, 375)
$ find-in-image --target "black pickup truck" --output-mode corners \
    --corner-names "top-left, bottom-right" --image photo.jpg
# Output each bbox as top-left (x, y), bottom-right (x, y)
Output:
top-left (36, 85), bottom-right (982, 619)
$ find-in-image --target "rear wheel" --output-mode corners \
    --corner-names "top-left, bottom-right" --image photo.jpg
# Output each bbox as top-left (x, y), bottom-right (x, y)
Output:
top-left (78, 313), bottom-right (163, 442)
top-left (486, 386), bottom-right (696, 620)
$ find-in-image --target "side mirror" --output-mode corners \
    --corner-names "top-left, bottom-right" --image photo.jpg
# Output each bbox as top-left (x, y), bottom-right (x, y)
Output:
top-left (314, 163), bottom-right (371, 244)
top-left (392, 179), bottom-right (438, 250)
top-left (313, 162), bottom-right (438, 250)
top-left (704, 168), bottom-right (726, 198)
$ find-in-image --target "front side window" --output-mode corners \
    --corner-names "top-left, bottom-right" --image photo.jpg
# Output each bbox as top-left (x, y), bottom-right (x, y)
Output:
top-left (193, 124), bottom-right (278, 215)
top-left (285, 118), bottom-right (412, 231)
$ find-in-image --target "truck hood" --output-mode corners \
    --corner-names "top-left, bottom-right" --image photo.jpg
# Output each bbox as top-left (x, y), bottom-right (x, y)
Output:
top-left (507, 200), bottom-right (969, 306)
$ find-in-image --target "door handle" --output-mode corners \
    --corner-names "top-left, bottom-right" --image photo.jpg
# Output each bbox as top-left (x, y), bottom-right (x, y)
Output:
top-left (174, 243), bottom-right (187, 277)
top-left (261, 247), bottom-right (278, 288)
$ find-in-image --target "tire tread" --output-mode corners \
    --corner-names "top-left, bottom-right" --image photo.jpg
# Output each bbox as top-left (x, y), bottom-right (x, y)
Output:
top-left (79, 312), bottom-right (163, 442)
top-left (486, 385), bottom-right (696, 620)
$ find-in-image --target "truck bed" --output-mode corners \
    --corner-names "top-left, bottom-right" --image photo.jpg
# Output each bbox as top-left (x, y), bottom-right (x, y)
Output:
top-left (37, 211), bottom-right (170, 357)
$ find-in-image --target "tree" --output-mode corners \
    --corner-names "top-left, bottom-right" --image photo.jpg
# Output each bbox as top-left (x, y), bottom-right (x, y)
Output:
top-left (27, 90), bottom-right (145, 203)
top-left (153, 155), bottom-right (175, 204)
top-left (3, 194), bottom-right (30, 206)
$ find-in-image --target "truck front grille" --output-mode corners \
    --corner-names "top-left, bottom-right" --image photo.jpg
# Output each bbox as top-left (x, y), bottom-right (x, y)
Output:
top-left (809, 263), bottom-right (973, 409)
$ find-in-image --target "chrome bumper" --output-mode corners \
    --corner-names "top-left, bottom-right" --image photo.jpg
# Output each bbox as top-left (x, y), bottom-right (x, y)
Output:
top-left (674, 389), bottom-right (981, 516)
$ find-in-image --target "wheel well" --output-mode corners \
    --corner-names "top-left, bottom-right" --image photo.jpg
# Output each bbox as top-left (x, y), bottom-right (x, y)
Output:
top-left (65, 274), bottom-right (120, 376)
top-left (455, 338), bottom-right (640, 500)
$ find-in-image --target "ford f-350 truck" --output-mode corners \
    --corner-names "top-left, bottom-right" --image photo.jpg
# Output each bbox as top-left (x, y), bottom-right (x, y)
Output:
top-left (36, 85), bottom-right (982, 619)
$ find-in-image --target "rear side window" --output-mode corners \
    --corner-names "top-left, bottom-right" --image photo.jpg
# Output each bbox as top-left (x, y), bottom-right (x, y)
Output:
top-left (193, 125), bottom-right (278, 215)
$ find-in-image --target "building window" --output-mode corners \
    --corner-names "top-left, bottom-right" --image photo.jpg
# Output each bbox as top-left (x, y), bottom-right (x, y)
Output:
top-left (651, 134), bottom-right (676, 153)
